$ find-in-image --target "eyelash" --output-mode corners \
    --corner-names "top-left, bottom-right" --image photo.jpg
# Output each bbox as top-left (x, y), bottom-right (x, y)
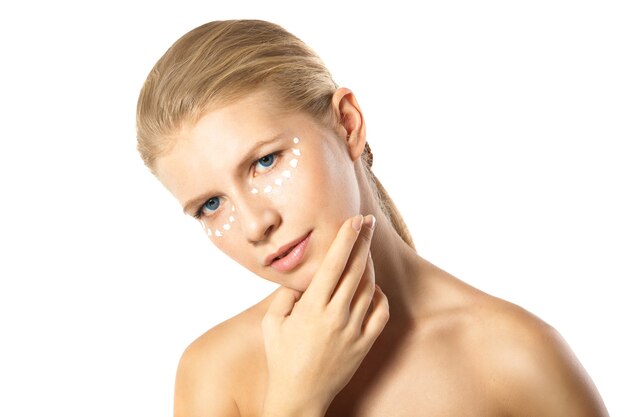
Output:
top-left (193, 151), bottom-right (282, 219)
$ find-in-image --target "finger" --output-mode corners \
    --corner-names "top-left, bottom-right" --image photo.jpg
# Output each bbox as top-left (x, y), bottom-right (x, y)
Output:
top-left (264, 286), bottom-right (302, 325)
top-left (359, 285), bottom-right (389, 345)
top-left (301, 214), bottom-right (364, 305)
top-left (348, 252), bottom-right (376, 329)
top-left (330, 214), bottom-right (376, 308)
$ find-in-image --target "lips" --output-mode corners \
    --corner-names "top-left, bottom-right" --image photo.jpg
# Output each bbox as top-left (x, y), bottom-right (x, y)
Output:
top-left (265, 231), bottom-right (312, 271)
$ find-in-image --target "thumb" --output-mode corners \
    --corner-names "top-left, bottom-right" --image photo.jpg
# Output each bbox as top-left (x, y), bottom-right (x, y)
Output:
top-left (266, 286), bottom-right (302, 320)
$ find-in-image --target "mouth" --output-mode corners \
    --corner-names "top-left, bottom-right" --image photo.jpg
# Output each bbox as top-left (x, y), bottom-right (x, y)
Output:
top-left (265, 231), bottom-right (312, 272)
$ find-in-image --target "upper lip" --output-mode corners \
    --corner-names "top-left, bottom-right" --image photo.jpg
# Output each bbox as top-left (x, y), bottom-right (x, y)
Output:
top-left (264, 231), bottom-right (311, 266)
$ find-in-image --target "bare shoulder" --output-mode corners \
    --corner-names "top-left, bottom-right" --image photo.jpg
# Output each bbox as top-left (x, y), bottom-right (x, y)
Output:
top-left (173, 291), bottom-right (275, 417)
top-left (462, 291), bottom-right (609, 417)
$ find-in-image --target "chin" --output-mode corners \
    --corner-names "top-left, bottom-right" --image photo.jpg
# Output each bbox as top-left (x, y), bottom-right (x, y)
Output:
top-left (269, 261), bottom-right (318, 293)
top-left (270, 271), bottom-right (311, 293)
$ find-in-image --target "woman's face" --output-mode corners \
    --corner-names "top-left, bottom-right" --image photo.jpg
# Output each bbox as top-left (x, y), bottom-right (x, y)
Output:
top-left (155, 91), bottom-right (362, 291)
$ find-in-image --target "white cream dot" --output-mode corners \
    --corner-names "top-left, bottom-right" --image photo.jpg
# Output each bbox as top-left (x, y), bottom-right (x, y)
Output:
top-left (215, 230), bottom-right (223, 237)
top-left (274, 178), bottom-right (283, 186)
top-left (290, 159), bottom-right (299, 168)
top-left (207, 228), bottom-right (212, 237)
top-left (292, 148), bottom-right (301, 156)
top-left (293, 137), bottom-right (300, 144)
top-left (282, 170), bottom-right (292, 178)
top-left (251, 188), bottom-right (259, 194)
top-left (232, 206), bottom-right (235, 212)
top-left (223, 224), bottom-right (231, 231)
top-left (264, 185), bottom-right (273, 193)
top-left (229, 216), bottom-right (235, 222)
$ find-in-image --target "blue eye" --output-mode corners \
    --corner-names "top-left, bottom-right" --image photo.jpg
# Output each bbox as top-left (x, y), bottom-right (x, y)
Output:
top-left (201, 197), bottom-right (221, 215)
top-left (256, 153), bottom-right (276, 172)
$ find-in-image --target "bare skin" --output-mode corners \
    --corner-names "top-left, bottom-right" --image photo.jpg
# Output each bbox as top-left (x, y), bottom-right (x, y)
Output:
top-left (158, 89), bottom-right (609, 417)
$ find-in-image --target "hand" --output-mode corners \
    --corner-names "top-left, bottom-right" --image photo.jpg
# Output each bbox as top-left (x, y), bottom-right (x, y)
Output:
top-left (261, 214), bottom-right (389, 416)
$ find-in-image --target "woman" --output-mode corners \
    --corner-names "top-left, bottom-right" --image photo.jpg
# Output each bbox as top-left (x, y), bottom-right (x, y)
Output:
top-left (136, 19), bottom-right (608, 416)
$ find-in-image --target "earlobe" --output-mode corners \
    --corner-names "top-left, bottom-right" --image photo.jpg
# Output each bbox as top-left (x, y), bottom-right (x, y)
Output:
top-left (332, 87), bottom-right (367, 162)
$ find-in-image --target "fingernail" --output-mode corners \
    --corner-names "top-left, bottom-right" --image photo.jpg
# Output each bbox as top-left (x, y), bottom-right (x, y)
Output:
top-left (352, 214), bottom-right (364, 231)
top-left (363, 214), bottom-right (376, 230)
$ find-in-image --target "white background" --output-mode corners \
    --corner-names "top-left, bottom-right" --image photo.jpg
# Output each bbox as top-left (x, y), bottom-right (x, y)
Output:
top-left (1, 1), bottom-right (624, 415)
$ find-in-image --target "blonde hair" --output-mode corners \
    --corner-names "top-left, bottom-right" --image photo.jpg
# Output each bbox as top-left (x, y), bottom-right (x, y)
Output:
top-left (136, 19), bottom-right (415, 250)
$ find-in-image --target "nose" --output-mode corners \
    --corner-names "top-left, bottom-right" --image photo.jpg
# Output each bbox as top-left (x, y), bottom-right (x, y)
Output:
top-left (235, 194), bottom-right (282, 244)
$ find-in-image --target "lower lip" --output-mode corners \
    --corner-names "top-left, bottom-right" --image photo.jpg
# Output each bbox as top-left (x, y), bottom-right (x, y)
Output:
top-left (270, 232), bottom-right (311, 272)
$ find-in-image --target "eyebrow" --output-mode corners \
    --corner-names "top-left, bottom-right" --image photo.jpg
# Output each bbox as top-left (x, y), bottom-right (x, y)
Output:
top-left (182, 134), bottom-right (284, 215)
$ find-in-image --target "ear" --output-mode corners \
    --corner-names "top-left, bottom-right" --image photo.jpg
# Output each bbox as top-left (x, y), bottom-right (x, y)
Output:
top-left (331, 87), bottom-right (367, 162)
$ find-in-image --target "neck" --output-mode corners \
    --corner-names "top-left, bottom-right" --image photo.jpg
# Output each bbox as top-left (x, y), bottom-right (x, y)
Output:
top-left (367, 208), bottom-right (423, 326)
top-left (356, 162), bottom-right (437, 328)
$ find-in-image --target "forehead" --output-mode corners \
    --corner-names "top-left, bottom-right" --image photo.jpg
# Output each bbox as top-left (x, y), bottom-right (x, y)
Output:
top-left (188, 91), bottom-right (287, 143)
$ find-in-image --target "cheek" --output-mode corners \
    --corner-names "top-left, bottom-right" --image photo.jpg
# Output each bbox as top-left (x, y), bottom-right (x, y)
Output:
top-left (199, 205), bottom-right (238, 238)
top-left (310, 138), bottom-right (361, 216)
top-left (199, 209), bottom-right (250, 268)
